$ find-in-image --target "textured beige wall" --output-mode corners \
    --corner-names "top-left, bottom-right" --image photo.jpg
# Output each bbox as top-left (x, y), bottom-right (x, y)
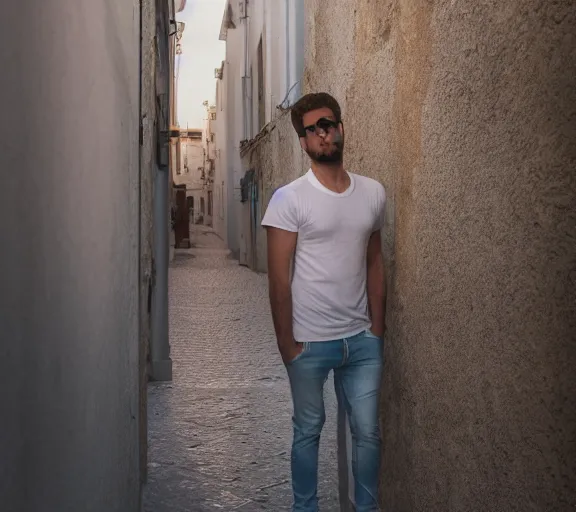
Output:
top-left (245, 0), bottom-right (576, 509)
top-left (306, 1), bottom-right (576, 510)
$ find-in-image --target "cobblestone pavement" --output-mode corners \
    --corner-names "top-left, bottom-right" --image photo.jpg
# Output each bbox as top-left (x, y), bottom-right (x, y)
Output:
top-left (143, 225), bottom-right (339, 511)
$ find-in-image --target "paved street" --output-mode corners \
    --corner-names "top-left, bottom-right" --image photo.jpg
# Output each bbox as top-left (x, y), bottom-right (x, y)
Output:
top-left (143, 225), bottom-right (339, 511)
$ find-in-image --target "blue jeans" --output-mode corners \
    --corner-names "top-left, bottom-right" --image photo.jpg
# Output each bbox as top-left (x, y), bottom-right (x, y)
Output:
top-left (285, 329), bottom-right (383, 512)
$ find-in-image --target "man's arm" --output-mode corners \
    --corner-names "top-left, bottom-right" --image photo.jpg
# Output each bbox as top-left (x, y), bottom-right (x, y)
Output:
top-left (367, 229), bottom-right (387, 338)
top-left (266, 226), bottom-right (302, 363)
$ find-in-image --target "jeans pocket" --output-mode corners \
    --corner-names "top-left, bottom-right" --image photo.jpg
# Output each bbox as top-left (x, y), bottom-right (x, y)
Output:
top-left (287, 342), bottom-right (309, 365)
top-left (365, 329), bottom-right (383, 341)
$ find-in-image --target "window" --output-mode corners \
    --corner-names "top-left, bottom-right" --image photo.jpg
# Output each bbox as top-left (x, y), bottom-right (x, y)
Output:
top-left (209, 112), bottom-right (216, 121)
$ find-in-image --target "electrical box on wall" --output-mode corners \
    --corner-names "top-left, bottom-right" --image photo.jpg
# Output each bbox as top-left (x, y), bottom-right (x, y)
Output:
top-left (157, 135), bottom-right (169, 169)
top-left (156, 126), bottom-right (179, 170)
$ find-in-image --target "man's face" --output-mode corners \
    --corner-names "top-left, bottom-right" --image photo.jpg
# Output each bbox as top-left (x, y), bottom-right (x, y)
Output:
top-left (300, 107), bottom-right (344, 164)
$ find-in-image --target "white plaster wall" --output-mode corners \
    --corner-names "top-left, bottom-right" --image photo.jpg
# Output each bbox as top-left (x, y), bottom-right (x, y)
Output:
top-left (175, 139), bottom-right (204, 189)
top-left (287, 0), bottom-right (305, 104)
top-left (213, 79), bottom-right (228, 242)
top-left (265, 4), bottom-right (284, 120)
top-left (221, 0), bottom-right (245, 257)
top-left (247, 0), bottom-right (264, 137)
top-left (243, 0), bottom-right (304, 131)
top-left (205, 112), bottom-right (217, 228)
top-left (220, 0), bottom-right (304, 258)
top-left (174, 138), bottom-right (204, 223)
top-left (0, 1), bottom-right (141, 510)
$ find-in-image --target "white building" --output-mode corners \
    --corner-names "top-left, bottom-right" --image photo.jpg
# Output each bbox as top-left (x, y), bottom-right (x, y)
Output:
top-left (213, 70), bottom-right (227, 242)
top-left (203, 102), bottom-right (222, 234)
top-left (174, 128), bottom-right (205, 224)
top-left (206, 81), bottom-right (228, 242)
top-left (217, 0), bottom-right (305, 260)
top-left (202, 103), bottom-right (215, 229)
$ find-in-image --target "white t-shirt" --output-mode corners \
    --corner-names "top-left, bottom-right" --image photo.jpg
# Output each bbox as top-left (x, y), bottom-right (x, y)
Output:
top-left (261, 169), bottom-right (386, 342)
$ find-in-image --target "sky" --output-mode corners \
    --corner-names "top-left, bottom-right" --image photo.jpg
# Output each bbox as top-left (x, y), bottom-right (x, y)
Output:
top-left (176, 0), bottom-right (227, 129)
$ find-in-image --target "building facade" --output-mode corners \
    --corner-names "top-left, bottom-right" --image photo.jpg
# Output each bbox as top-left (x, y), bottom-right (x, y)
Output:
top-left (3, 1), bottom-right (136, 510)
top-left (213, 67), bottom-right (228, 242)
top-left (218, 1), bottom-right (576, 510)
top-left (217, 0), bottom-right (305, 261)
top-left (174, 128), bottom-right (205, 224)
top-left (0, 0), bottom-right (185, 509)
top-left (171, 105), bottom-right (222, 234)
top-left (169, 7), bottom-right (186, 255)
top-left (202, 103), bottom-right (217, 229)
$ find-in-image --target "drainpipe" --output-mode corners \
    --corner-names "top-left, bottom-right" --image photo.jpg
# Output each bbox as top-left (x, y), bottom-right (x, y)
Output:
top-left (285, 0), bottom-right (290, 104)
top-left (294, 0), bottom-right (304, 100)
top-left (150, 150), bottom-right (172, 381)
top-left (242, 0), bottom-right (250, 140)
top-left (150, 0), bottom-right (175, 382)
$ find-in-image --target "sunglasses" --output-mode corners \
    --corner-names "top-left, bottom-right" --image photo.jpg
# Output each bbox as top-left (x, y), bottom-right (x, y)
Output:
top-left (303, 117), bottom-right (339, 136)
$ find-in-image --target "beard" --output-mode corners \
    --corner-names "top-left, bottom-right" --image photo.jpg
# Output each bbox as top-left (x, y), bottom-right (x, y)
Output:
top-left (305, 139), bottom-right (344, 164)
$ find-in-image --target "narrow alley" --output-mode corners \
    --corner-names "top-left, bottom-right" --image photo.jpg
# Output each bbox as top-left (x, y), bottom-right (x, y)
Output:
top-left (143, 225), bottom-right (340, 511)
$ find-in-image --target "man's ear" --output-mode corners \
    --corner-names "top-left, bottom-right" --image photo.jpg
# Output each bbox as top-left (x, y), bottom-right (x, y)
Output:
top-left (299, 137), bottom-right (307, 151)
top-left (338, 121), bottom-right (344, 136)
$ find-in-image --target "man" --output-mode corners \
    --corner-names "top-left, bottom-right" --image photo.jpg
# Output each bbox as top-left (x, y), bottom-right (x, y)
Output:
top-left (261, 92), bottom-right (386, 512)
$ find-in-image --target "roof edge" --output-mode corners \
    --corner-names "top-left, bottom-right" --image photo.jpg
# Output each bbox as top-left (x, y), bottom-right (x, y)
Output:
top-left (175, 0), bottom-right (187, 13)
top-left (219, 1), bottom-right (234, 41)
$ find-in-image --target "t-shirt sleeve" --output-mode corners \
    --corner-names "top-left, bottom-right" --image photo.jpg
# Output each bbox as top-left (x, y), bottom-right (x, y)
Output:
top-left (372, 183), bottom-right (387, 232)
top-left (261, 187), bottom-right (300, 232)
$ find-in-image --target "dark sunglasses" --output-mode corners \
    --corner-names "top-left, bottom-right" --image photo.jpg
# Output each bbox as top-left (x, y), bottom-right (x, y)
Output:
top-left (303, 117), bottom-right (339, 136)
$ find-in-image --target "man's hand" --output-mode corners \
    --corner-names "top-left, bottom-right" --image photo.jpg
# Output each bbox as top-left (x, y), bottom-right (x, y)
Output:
top-left (369, 323), bottom-right (386, 340)
top-left (280, 340), bottom-right (304, 365)
top-left (367, 230), bottom-right (386, 340)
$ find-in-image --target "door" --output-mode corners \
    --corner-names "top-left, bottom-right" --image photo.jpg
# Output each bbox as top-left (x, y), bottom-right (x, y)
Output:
top-left (174, 188), bottom-right (189, 248)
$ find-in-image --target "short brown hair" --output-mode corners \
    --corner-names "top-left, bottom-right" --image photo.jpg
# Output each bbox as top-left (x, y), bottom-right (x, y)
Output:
top-left (290, 92), bottom-right (342, 137)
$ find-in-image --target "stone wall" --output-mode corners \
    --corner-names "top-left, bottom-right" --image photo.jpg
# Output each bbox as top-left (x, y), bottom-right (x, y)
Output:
top-left (246, 0), bottom-right (576, 509)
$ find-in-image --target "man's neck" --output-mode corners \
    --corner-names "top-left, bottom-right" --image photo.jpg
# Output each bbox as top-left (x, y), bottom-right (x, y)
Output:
top-left (310, 162), bottom-right (349, 193)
